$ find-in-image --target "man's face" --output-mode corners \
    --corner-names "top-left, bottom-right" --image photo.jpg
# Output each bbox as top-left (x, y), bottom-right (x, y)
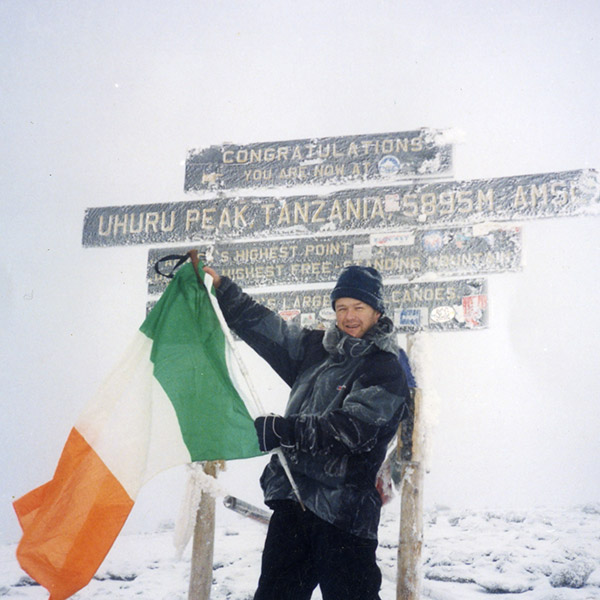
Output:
top-left (334, 297), bottom-right (381, 338)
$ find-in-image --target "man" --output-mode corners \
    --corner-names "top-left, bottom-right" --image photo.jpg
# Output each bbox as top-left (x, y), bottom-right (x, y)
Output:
top-left (203, 264), bottom-right (409, 600)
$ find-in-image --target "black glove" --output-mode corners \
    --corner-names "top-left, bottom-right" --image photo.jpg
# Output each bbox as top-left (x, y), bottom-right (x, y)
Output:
top-left (254, 414), bottom-right (294, 452)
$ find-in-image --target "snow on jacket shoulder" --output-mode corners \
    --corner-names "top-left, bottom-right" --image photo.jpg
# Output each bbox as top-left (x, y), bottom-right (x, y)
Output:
top-left (216, 276), bottom-right (409, 539)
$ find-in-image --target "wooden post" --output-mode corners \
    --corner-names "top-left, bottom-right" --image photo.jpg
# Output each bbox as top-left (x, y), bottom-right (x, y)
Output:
top-left (188, 461), bottom-right (218, 600)
top-left (396, 336), bottom-right (424, 600)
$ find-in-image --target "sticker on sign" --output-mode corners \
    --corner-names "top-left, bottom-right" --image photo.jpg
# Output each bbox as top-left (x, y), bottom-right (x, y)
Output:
top-left (278, 309), bottom-right (301, 321)
top-left (430, 306), bottom-right (455, 323)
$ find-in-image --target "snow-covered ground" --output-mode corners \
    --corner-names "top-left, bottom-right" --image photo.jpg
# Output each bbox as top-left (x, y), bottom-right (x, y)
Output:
top-left (2, 498), bottom-right (599, 600)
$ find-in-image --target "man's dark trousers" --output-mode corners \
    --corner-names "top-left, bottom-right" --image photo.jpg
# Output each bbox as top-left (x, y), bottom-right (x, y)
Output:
top-left (254, 500), bottom-right (382, 600)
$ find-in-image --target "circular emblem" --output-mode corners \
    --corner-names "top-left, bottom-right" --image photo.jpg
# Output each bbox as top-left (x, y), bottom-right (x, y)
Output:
top-left (422, 231), bottom-right (444, 252)
top-left (377, 155), bottom-right (400, 177)
top-left (430, 306), bottom-right (455, 323)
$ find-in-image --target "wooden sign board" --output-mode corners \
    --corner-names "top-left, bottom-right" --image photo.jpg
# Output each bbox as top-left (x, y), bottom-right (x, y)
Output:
top-left (146, 275), bottom-right (487, 333)
top-left (184, 129), bottom-right (452, 191)
top-left (146, 226), bottom-right (519, 294)
top-left (83, 169), bottom-right (598, 247)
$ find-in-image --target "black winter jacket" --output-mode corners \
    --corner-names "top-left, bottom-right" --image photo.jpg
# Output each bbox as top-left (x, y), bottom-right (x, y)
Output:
top-left (216, 277), bottom-right (409, 539)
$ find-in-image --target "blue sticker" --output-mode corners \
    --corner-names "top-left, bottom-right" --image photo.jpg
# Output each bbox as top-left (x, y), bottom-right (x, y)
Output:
top-left (397, 308), bottom-right (422, 326)
top-left (378, 155), bottom-right (401, 176)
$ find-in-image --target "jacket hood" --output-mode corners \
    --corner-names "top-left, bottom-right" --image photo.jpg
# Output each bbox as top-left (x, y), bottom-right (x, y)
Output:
top-left (323, 315), bottom-right (398, 357)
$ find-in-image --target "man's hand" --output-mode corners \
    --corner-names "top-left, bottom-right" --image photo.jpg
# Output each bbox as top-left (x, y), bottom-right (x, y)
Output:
top-left (202, 265), bottom-right (222, 288)
top-left (254, 415), bottom-right (294, 452)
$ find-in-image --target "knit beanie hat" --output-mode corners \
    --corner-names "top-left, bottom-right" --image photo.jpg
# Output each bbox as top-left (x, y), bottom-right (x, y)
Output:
top-left (330, 265), bottom-right (385, 314)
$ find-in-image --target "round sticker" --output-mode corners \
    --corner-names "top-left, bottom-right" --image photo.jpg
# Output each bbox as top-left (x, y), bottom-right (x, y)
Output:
top-left (319, 307), bottom-right (336, 321)
top-left (377, 155), bottom-right (400, 176)
top-left (430, 306), bottom-right (455, 323)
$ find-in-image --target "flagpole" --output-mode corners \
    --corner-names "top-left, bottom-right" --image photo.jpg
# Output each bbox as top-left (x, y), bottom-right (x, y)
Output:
top-left (188, 251), bottom-right (305, 510)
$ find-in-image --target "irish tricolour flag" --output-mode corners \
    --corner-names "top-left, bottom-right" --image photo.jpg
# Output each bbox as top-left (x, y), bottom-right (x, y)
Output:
top-left (13, 262), bottom-right (262, 600)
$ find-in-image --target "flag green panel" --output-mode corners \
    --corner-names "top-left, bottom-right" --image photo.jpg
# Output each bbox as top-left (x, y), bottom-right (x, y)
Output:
top-left (140, 263), bottom-right (261, 461)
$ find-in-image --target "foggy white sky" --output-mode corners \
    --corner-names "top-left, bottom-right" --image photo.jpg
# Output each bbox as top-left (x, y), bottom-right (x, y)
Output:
top-left (1, 0), bottom-right (600, 544)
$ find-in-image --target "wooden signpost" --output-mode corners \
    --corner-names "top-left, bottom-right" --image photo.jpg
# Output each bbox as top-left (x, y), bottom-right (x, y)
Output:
top-left (81, 130), bottom-right (600, 600)
top-left (397, 336), bottom-right (424, 600)
top-left (188, 462), bottom-right (219, 600)
top-left (398, 391), bottom-right (424, 599)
